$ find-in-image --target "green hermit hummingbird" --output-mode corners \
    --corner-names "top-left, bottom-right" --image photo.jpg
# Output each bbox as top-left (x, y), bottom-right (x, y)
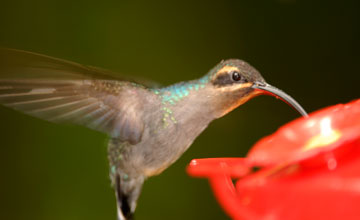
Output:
top-left (0, 49), bottom-right (307, 220)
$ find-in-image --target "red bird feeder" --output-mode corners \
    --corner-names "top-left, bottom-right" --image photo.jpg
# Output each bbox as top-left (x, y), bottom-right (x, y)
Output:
top-left (187, 99), bottom-right (360, 220)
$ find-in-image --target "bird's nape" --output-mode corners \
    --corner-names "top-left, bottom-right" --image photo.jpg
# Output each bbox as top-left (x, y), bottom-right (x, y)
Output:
top-left (0, 48), bottom-right (309, 220)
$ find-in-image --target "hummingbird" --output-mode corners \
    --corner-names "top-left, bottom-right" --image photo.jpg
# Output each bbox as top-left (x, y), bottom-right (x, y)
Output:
top-left (0, 48), bottom-right (307, 220)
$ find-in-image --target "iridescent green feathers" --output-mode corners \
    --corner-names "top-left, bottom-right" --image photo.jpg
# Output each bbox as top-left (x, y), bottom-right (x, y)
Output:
top-left (0, 50), bottom-right (253, 144)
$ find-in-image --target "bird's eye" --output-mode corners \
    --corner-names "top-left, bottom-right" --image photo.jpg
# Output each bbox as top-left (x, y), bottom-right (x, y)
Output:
top-left (232, 71), bottom-right (242, 81)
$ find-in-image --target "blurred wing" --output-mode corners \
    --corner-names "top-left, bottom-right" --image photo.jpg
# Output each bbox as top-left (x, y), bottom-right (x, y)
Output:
top-left (0, 49), bottom-right (147, 144)
top-left (0, 48), bottom-right (161, 87)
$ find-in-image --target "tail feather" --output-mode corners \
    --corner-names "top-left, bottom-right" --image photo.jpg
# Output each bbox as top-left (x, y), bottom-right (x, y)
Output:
top-left (115, 175), bottom-right (133, 220)
top-left (115, 174), bottom-right (144, 220)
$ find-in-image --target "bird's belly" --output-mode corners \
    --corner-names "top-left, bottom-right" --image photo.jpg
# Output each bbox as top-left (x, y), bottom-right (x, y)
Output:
top-left (120, 114), bottom-right (210, 177)
top-left (123, 129), bottom-right (193, 177)
top-left (129, 141), bottom-right (189, 177)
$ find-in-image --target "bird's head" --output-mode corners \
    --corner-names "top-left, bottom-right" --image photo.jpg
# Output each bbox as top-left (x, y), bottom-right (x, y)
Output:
top-left (206, 59), bottom-right (307, 118)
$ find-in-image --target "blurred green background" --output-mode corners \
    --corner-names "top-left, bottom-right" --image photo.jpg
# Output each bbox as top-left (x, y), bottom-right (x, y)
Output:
top-left (0, 0), bottom-right (359, 219)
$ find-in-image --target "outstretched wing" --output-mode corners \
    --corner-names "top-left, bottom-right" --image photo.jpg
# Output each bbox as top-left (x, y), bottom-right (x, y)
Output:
top-left (0, 49), bottom-right (147, 144)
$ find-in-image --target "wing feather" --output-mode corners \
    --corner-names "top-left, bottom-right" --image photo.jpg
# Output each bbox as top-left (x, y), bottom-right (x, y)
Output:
top-left (0, 49), bottom-right (147, 144)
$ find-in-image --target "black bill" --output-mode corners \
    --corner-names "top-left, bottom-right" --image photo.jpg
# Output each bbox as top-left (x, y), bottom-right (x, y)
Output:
top-left (252, 83), bottom-right (308, 117)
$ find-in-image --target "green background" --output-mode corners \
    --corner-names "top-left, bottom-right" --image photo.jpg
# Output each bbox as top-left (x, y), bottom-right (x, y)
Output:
top-left (0, 0), bottom-right (359, 219)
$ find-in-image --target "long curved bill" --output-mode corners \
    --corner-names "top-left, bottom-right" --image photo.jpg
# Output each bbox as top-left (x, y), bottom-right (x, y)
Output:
top-left (252, 82), bottom-right (308, 117)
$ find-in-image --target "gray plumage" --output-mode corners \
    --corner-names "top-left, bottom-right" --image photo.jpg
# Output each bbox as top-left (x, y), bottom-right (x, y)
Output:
top-left (0, 48), bottom-right (306, 220)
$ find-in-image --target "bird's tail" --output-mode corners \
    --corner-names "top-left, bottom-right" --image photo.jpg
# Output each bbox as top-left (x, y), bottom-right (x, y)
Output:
top-left (115, 174), bottom-right (144, 220)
